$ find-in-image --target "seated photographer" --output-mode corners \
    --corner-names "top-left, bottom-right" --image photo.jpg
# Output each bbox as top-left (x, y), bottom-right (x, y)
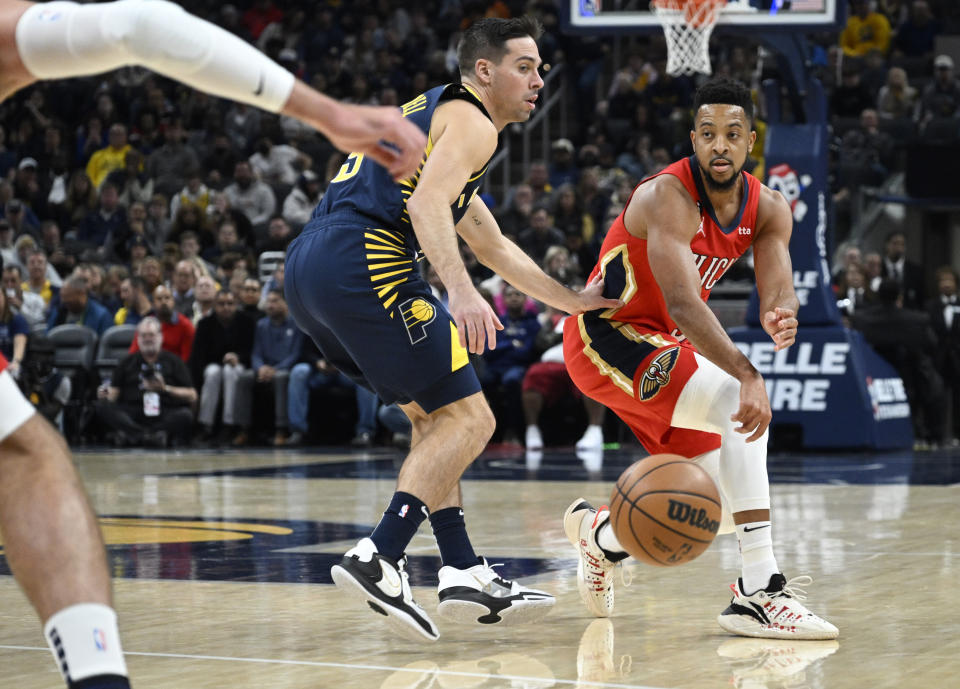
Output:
top-left (95, 317), bottom-right (196, 447)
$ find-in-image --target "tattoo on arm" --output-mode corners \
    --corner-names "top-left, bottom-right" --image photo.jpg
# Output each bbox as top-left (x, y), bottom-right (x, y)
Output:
top-left (472, 214), bottom-right (481, 225)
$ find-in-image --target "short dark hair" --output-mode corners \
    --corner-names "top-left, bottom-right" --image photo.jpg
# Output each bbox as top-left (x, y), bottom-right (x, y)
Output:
top-left (457, 16), bottom-right (543, 76)
top-left (876, 278), bottom-right (902, 306)
top-left (693, 77), bottom-right (755, 127)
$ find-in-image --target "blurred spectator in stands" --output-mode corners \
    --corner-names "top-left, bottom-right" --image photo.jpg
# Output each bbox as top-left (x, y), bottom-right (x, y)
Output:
top-left (877, 66), bottom-right (918, 120)
top-left (915, 54), bottom-right (960, 126)
top-left (519, 206), bottom-right (565, 263)
top-left (841, 0), bottom-right (892, 57)
top-left (236, 289), bottom-right (303, 446)
top-left (616, 133), bottom-right (656, 182)
top-left (878, 0), bottom-right (909, 27)
top-left (192, 275), bottom-right (217, 325)
top-left (927, 266), bottom-right (960, 443)
top-left (5, 198), bottom-right (39, 237)
top-left (113, 276), bottom-right (152, 327)
top-left (146, 193), bottom-right (171, 247)
top-left (107, 149), bottom-right (153, 208)
top-left (525, 160), bottom-right (552, 203)
top-left (77, 182), bottom-right (127, 257)
top-left (893, 0), bottom-right (940, 58)
top-left (47, 275), bottom-right (111, 335)
top-left (14, 157), bottom-right (44, 215)
top-left (832, 241), bottom-right (862, 287)
top-left (129, 285), bottom-right (194, 362)
top-left (126, 235), bottom-right (149, 266)
top-left (838, 108), bottom-right (896, 188)
top-left (243, 0), bottom-right (283, 41)
top-left (190, 287), bottom-right (256, 445)
top-left (851, 279), bottom-right (945, 448)
top-left (147, 117), bottom-right (199, 199)
top-left (95, 316), bottom-right (195, 448)
top-left (257, 216), bottom-right (294, 254)
top-left (224, 160), bottom-right (276, 230)
top-left (39, 220), bottom-right (72, 278)
top-left (832, 60), bottom-right (876, 118)
top-left (496, 183), bottom-right (534, 239)
top-left (170, 174), bottom-right (211, 220)
top-left (223, 102), bottom-right (261, 152)
top-left (863, 250), bottom-right (884, 291)
top-left (551, 183), bottom-right (596, 274)
top-left (171, 260), bottom-right (196, 317)
top-left (577, 167), bottom-right (611, 234)
top-left (522, 310), bottom-right (606, 451)
top-left (179, 232), bottom-right (213, 277)
top-left (239, 277), bottom-right (265, 322)
top-left (282, 171), bottom-right (322, 230)
top-left (836, 262), bottom-right (874, 319)
top-left (548, 139), bottom-right (579, 188)
top-left (203, 133), bottom-right (239, 190)
top-left (168, 204), bottom-right (209, 251)
top-left (860, 49), bottom-right (889, 97)
top-left (881, 230), bottom-right (925, 309)
top-left (286, 340), bottom-right (380, 447)
top-left (0, 282), bottom-right (29, 379)
top-left (0, 125), bottom-right (15, 179)
top-left (103, 265), bottom-right (128, 315)
top-left (22, 249), bottom-right (59, 306)
top-left (138, 257), bottom-right (164, 295)
top-left (543, 245), bottom-right (577, 285)
top-left (202, 220), bottom-right (245, 264)
top-left (85, 123), bottom-right (132, 189)
top-left (479, 284), bottom-right (540, 445)
top-left (63, 170), bottom-right (97, 228)
top-left (250, 137), bottom-right (311, 188)
top-left (3, 265), bottom-right (45, 333)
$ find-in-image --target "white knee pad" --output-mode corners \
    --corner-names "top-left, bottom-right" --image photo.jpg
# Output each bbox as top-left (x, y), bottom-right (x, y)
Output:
top-left (690, 449), bottom-right (736, 534)
top-left (17, 0), bottom-right (294, 112)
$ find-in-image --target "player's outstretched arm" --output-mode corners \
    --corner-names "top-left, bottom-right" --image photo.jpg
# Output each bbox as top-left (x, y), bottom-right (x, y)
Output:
top-left (457, 195), bottom-right (622, 314)
top-left (3, 0), bottom-right (425, 179)
top-left (754, 187), bottom-right (800, 352)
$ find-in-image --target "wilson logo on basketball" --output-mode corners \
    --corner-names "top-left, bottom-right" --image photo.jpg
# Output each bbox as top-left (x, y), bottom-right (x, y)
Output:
top-left (666, 499), bottom-right (720, 534)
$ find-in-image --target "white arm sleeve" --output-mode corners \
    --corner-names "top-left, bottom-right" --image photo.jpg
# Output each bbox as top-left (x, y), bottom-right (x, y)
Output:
top-left (15, 0), bottom-right (295, 113)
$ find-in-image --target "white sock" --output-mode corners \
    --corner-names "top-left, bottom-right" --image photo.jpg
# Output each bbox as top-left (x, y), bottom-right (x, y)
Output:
top-left (44, 604), bottom-right (128, 683)
top-left (736, 521), bottom-right (778, 594)
top-left (596, 520), bottom-right (626, 555)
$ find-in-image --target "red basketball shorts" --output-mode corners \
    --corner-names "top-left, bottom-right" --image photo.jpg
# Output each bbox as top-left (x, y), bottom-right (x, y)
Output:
top-left (563, 313), bottom-right (720, 457)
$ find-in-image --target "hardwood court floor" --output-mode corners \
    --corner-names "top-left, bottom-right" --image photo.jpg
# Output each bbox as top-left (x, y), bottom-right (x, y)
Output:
top-left (0, 445), bottom-right (958, 688)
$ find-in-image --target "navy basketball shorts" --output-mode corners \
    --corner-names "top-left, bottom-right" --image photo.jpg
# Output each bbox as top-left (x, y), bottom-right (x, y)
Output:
top-left (285, 211), bottom-right (481, 413)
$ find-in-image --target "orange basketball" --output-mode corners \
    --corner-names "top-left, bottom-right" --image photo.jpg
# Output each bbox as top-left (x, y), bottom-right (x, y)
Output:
top-left (609, 454), bottom-right (721, 566)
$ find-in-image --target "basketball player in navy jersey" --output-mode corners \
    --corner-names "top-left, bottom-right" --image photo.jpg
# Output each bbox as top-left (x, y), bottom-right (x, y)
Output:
top-left (562, 78), bottom-right (838, 639)
top-left (0, 2), bottom-right (425, 686)
top-left (285, 17), bottom-right (621, 641)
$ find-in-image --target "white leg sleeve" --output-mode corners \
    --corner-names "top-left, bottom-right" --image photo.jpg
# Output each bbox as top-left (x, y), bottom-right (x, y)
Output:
top-left (671, 353), bottom-right (771, 515)
top-left (16, 0), bottom-right (294, 112)
top-left (689, 449), bottom-right (736, 534)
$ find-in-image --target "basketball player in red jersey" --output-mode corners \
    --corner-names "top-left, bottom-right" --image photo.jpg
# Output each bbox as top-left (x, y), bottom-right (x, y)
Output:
top-left (0, 2), bottom-right (425, 687)
top-left (562, 78), bottom-right (838, 640)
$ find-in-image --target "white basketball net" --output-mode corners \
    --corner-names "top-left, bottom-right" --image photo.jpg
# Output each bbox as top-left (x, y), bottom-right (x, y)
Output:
top-left (652, 0), bottom-right (726, 77)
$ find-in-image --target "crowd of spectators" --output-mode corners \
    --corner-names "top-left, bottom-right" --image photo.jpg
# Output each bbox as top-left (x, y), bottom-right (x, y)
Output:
top-left (0, 0), bottom-right (958, 450)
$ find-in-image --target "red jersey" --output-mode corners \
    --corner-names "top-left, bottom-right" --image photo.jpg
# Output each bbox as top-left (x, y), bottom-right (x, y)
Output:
top-left (0, 353), bottom-right (6, 373)
top-left (589, 155), bottom-right (760, 341)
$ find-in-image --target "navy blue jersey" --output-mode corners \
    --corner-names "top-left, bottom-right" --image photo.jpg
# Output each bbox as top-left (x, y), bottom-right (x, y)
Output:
top-left (314, 83), bottom-right (493, 249)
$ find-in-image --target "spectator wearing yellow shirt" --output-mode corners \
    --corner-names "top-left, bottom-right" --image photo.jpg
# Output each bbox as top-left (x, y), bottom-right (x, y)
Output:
top-left (841, 0), bottom-right (892, 57)
top-left (85, 123), bottom-right (132, 189)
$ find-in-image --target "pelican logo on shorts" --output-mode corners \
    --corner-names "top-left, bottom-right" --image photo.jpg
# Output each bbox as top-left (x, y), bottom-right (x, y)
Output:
top-left (399, 297), bottom-right (436, 345)
top-left (667, 499), bottom-right (720, 534)
top-left (638, 347), bottom-right (680, 401)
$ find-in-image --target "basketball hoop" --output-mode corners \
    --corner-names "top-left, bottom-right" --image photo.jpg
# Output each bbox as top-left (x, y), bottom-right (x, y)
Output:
top-left (651, 0), bottom-right (726, 77)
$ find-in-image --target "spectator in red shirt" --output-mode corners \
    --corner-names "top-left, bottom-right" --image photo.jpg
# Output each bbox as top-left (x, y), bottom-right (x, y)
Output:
top-left (130, 285), bottom-right (195, 362)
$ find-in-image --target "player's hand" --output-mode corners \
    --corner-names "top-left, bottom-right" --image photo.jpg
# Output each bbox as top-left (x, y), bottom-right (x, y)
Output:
top-left (573, 274), bottom-right (624, 314)
top-left (731, 373), bottom-right (771, 443)
top-left (448, 285), bottom-right (503, 355)
top-left (762, 307), bottom-right (798, 351)
top-left (326, 103), bottom-right (426, 181)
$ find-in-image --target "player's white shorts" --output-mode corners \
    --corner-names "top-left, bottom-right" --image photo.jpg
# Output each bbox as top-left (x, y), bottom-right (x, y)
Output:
top-left (0, 367), bottom-right (37, 443)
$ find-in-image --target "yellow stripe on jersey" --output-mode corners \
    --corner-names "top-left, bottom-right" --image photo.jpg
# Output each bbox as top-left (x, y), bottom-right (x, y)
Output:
top-left (450, 322), bottom-right (469, 372)
top-left (364, 242), bottom-right (406, 255)
top-left (370, 267), bottom-right (414, 282)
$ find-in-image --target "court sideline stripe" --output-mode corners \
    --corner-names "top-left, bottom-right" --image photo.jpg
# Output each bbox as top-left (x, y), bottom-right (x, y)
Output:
top-left (0, 644), bottom-right (668, 689)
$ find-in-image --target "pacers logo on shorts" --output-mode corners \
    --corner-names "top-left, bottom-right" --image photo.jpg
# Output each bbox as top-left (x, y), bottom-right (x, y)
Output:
top-left (637, 347), bottom-right (680, 401)
top-left (399, 297), bottom-right (436, 345)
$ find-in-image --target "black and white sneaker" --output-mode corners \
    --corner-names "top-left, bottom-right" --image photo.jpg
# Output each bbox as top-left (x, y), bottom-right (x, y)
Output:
top-left (717, 574), bottom-right (839, 640)
top-left (330, 538), bottom-right (439, 642)
top-left (436, 558), bottom-right (555, 626)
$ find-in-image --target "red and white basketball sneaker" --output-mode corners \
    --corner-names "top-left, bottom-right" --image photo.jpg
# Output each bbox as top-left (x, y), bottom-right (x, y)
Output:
top-left (563, 498), bottom-right (622, 617)
top-left (717, 574), bottom-right (839, 640)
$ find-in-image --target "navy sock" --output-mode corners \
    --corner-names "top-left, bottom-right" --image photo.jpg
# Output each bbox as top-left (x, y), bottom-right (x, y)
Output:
top-left (430, 506), bottom-right (481, 570)
top-left (71, 676), bottom-right (131, 689)
top-left (370, 491), bottom-right (428, 561)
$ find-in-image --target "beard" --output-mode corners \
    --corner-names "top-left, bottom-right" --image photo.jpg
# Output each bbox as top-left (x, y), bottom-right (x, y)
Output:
top-left (699, 157), bottom-right (744, 192)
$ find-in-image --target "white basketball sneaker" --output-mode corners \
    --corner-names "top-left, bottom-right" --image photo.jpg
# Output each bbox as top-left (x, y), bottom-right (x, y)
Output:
top-left (575, 424), bottom-right (604, 451)
top-left (717, 574), bottom-right (839, 640)
top-left (525, 425), bottom-right (543, 449)
top-left (436, 558), bottom-right (555, 625)
top-left (563, 498), bottom-right (624, 617)
top-left (330, 537), bottom-right (439, 642)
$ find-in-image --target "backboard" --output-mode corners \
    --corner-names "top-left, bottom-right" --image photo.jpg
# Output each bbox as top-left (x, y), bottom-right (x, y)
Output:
top-left (563, 0), bottom-right (843, 34)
